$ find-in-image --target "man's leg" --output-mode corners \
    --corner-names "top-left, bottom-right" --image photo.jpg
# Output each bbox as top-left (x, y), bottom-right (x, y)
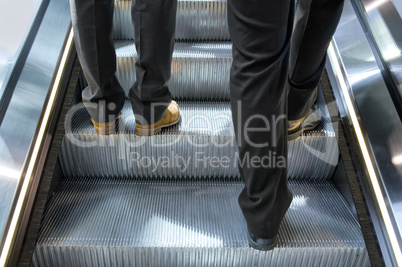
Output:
top-left (227, 0), bottom-right (294, 250)
top-left (288, 0), bottom-right (344, 122)
top-left (130, 0), bottom-right (178, 127)
top-left (70, 0), bottom-right (126, 128)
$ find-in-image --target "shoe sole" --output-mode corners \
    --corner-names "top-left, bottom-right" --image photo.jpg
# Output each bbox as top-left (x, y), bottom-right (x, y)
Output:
top-left (247, 233), bottom-right (277, 251)
top-left (288, 120), bottom-right (320, 141)
top-left (135, 116), bottom-right (181, 136)
top-left (93, 123), bottom-right (116, 135)
top-left (92, 114), bottom-right (122, 135)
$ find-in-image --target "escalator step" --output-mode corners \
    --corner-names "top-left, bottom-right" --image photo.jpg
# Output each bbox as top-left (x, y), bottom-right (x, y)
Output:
top-left (115, 41), bottom-right (232, 100)
top-left (60, 101), bottom-right (339, 179)
top-left (113, 0), bottom-right (230, 41)
top-left (32, 179), bottom-right (369, 267)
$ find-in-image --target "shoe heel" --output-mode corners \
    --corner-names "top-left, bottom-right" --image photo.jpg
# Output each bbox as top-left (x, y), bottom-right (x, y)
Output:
top-left (92, 120), bottom-right (116, 135)
top-left (135, 126), bottom-right (162, 136)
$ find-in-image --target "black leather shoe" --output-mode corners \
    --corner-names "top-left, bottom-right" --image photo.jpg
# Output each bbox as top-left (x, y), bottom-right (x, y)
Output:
top-left (247, 230), bottom-right (277, 251)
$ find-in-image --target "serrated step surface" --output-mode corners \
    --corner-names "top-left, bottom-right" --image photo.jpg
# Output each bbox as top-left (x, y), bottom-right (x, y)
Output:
top-left (60, 101), bottom-right (339, 179)
top-left (32, 179), bottom-right (369, 267)
top-left (115, 41), bottom-right (232, 100)
top-left (113, 0), bottom-right (230, 41)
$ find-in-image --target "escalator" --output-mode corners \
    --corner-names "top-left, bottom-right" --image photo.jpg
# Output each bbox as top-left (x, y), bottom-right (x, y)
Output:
top-left (30, 1), bottom-right (369, 266)
top-left (3, 0), bottom-right (402, 266)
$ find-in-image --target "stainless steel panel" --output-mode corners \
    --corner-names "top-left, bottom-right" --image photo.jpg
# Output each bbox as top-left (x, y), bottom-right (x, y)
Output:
top-left (359, 0), bottom-right (402, 96)
top-left (113, 0), bottom-right (229, 41)
top-left (115, 41), bottom-right (232, 100)
top-left (59, 100), bottom-right (339, 180)
top-left (0, 0), bottom-right (42, 95)
top-left (328, 0), bottom-right (402, 264)
top-left (32, 179), bottom-right (369, 267)
top-left (393, 0), bottom-right (402, 17)
top-left (0, 0), bottom-right (72, 257)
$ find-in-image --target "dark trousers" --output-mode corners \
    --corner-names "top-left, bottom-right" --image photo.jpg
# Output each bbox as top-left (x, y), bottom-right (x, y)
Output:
top-left (71, 0), bottom-right (344, 240)
top-left (228, 0), bottom-right (344, 238)
top-left (70, 0), bottom-right (176, 124)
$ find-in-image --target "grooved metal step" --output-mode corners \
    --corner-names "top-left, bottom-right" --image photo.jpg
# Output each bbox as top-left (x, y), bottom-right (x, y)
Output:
top-left (115, 41), bottom-right (232, 100)
top-left (113, 0), bottom-right (230, 41)
top-left (32, 179), bottom-right (369, 267)
top-left (60, 101), bottom-right (339, 179)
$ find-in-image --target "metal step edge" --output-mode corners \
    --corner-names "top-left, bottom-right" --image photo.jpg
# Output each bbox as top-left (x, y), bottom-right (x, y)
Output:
top-left (60, 101), bottom-right (339, 179)
top-left (32, 179), bottom-right (369, 267)
top-left (115, 41), bottom-right (232, 100)
top-left (113, 0), bottom-right (230, 41)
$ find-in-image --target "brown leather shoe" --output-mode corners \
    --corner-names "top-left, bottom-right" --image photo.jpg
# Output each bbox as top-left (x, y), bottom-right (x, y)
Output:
top-left (135, 100), bottom-right (180, 136)
top-left (288, 108), bottom-right (321, 141)
top-left (288, 89), bottom-right (320, 141)
top-left (91, 113), bottom-right (121, 135)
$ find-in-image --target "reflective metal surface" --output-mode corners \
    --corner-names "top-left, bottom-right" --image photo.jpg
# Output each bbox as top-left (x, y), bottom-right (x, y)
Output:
top-left (0, 0), bottom-right (42, 96)
top-left (358, 0), bottom-right (402, 98)
top-left (328, 0), bottom-right (402, 264)
top-left (394, 0), bottom-right (402, 17)
top-left (0, 0), bottom-right (72, 261)
top-left (115, 41), bottom-right (232, 100)
top-left (32, 179), bottom-right (369, 266)
top-left (113, 0), bottom-right (229, 41)
top-left (60, 100), bottom-right (338, 180)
